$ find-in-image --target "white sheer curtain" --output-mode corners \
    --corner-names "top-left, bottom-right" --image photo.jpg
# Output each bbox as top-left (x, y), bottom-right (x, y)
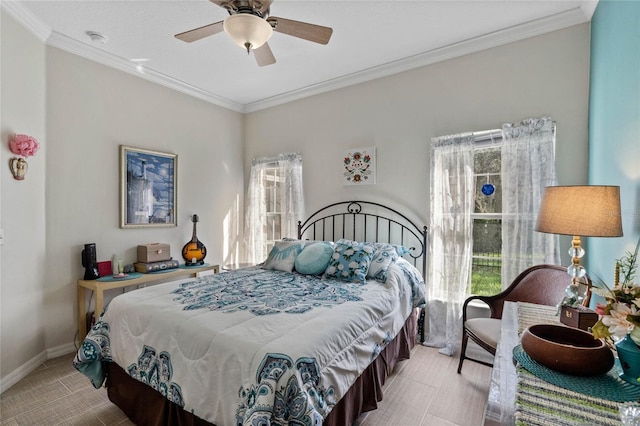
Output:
top-left (244, 153), bottom-right (304, 264)
top-left (501, 116), bottom-right (559, 286)
top-left (278, 153), bottom-right (304, 240)
top-left (424, 133), bottom-right (475, 356)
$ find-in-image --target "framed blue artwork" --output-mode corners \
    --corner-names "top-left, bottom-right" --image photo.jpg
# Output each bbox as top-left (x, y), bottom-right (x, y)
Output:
top-left (120, 145), bottom-right (177, 228)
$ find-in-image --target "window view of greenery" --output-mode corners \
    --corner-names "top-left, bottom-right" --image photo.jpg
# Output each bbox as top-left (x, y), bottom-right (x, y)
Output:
top-left (471, 146), bottom-right (503, 296)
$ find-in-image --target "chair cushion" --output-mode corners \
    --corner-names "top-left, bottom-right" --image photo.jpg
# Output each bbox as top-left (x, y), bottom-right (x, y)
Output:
top-left (465, 318), bottom-right (502, 349)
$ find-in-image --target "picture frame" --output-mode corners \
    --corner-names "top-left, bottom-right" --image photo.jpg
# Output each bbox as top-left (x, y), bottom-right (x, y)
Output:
top-left (343, 146), bottom-right (376, 186)
top-left (120, 145), bottom-right (177, 228)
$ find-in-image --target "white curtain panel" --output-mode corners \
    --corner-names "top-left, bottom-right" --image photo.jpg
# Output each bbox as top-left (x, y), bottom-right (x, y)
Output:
top-left (278, 153), bottom-right (305, 241)
top-left (243, 153), bottom-right (304, 264)
top-left (501, 116), bottom-right (560, 287)
top-left (424, 133), bottom-right (475, 356)
top-left (244, 159), bottom-right (268, 264)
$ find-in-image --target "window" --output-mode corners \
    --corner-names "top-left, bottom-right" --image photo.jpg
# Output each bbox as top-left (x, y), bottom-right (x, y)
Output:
top-left (244, 153), bottom-right (304, 264)
top-left (471, 142), bottom-right (503, 296)
top-left (468, 119), bottom-right (558, 296)
top-left (425, 117), bottom-right (558, 354)
top-left (264, 165), bottom-right (283, 254)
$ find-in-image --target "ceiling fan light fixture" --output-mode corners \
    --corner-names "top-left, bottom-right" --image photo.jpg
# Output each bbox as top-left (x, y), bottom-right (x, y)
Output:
top-left (224, 14), bottom-right (273, 52)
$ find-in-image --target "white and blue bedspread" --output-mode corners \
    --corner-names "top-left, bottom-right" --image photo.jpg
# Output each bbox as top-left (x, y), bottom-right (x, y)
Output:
top-left (74, 259), bottom-right (425, 425)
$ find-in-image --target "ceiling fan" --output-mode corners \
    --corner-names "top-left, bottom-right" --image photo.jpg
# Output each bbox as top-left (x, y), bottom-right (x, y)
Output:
top-left (175, 0), bottom-right (333, 67)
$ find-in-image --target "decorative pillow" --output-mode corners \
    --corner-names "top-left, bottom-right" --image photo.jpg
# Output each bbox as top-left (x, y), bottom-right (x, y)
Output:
top-left (262, 240), bottom-right (305, 272)
top-left (379, 243), bottom-right (410, 257)
top-left (295, 242), bottom-right (334, 275)
top-left (367, 244), bottom-right (400, 283)
top-left (323, 239), bottom-right (376, 283)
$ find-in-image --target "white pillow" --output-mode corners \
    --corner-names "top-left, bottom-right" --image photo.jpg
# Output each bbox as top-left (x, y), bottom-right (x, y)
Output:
top-left (367, 244), bottom-right (399, 283)
top-left (262, 240), bottom-right (305, 272)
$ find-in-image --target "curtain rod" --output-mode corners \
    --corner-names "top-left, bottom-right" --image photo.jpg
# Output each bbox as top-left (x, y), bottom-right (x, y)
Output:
top-left (251, 152), bottom-right (302, 166)
top-left (473, 129), bottom-right (502, 147)
top-left (473, 121), bottom-right (556, 146)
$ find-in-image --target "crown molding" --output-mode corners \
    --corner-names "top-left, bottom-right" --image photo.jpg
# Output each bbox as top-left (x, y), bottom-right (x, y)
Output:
top-left (1, 0), bottom-right (51, 42)
top-left (243, 7), bottom-right (591, 113)
top-left (45, 32), bottom-right (244, 112)
top-left (580, 0), bottom-right (599, 20)
top-left (3, 2), bottom-right (591, 114)
top-left (2, 1), bottom-right (243, 112)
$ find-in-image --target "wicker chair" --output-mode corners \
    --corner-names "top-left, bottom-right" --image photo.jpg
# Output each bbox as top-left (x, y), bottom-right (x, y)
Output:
top-left (457, 264), bottom-right (589, 373)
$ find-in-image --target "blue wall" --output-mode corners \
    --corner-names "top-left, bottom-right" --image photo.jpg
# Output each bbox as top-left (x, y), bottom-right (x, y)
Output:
top-left (588, 0), bottom-right (640, 286)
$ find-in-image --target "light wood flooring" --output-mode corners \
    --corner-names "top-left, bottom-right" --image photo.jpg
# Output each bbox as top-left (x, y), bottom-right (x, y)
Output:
top-left (0, 344), bottom-right (492, 426)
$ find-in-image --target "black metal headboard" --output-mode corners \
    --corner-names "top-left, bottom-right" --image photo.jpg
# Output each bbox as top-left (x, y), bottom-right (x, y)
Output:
top-left (297, 201), bottom-right (428, 278)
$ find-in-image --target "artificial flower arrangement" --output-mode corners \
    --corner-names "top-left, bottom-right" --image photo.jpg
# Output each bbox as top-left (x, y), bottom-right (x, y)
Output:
top-left (591, 237), bottom-right (640, 344)
top-left (9, 134), bottom-right (39, 157)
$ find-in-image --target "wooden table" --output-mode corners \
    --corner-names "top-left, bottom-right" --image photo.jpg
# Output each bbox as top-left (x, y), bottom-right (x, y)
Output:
top-left (77, 264), bottom-right (219, 342)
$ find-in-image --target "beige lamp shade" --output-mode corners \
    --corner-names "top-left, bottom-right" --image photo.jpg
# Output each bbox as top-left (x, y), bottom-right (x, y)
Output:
top-left (536, 185), bottom-right (623, 237)
top-left (224, 14), bottom-right (273, 50)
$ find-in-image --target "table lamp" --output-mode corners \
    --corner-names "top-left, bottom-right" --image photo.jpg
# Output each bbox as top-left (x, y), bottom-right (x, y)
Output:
top-left (536, 185), bottom-right (623, 307)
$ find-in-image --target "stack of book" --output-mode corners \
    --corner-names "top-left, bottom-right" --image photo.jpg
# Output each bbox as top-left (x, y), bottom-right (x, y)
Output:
top-left (134, 243), bottom-right (179, 273)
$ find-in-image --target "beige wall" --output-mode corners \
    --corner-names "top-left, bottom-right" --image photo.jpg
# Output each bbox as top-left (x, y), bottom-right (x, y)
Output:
top-left (245, 24), bottom-right (591, 231)
top-left (1, 11), bottom-right (47, 382)
top-left (1, 11), bottom-right (245, 386)
top-left (43, 48), bottom-right (245, 352)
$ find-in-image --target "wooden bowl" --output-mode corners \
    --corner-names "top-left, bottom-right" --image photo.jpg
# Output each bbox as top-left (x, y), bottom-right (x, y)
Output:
top-left (520, 324), bottom-right (614, 376)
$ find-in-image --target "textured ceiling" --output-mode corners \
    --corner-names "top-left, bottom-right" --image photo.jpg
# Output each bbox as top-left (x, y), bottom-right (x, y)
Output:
top-left (5, 0), bottom-right (596, 112)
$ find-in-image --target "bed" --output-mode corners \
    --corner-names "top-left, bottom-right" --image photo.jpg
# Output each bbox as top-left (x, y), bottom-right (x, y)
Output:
top-left (74, 201), bottom-right (427, 425)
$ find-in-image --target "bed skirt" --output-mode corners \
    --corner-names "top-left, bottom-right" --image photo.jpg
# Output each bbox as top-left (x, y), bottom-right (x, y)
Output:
top-left (105, 312), bottom-right (417, 425)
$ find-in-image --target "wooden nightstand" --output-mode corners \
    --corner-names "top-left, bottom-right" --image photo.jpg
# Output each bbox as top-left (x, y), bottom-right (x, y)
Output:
top-left (77, 264), bottom-right (219, 342)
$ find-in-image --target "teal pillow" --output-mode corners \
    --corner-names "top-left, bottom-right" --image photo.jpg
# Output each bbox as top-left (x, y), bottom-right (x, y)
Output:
top-left (295, 243), bottom-right (334, 275)
top-left (323, 239), bottom-right (375, 284)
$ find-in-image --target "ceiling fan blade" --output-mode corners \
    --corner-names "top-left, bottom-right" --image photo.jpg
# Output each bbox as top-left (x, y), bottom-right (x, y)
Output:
top-left (175, 21), bottom-right (224, 43)
top-left (268, 17), bottom-right (333, 45)
top-left (254, 42), bottom-right (276, 67)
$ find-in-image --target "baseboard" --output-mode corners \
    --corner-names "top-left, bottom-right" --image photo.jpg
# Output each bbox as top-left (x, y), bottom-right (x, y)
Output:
top-left (0, 350), bottom-right (47, 394)
top-left (0, 342), bottom-right (77, 394)
top-left (47, 342), bottom-right (77, 359)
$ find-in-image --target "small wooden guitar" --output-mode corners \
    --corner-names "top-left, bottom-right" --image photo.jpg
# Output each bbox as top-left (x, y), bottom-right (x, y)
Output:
top-left (182, 214), bottom-right (207, 266)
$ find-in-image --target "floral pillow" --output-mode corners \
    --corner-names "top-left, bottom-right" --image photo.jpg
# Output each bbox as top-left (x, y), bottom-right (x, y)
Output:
top-left (262, 240), bottom-right (305, 272)
top-left (323, 239), bottom-right (376, 284)
top-left (367, 244), bottom-right (400, 283)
